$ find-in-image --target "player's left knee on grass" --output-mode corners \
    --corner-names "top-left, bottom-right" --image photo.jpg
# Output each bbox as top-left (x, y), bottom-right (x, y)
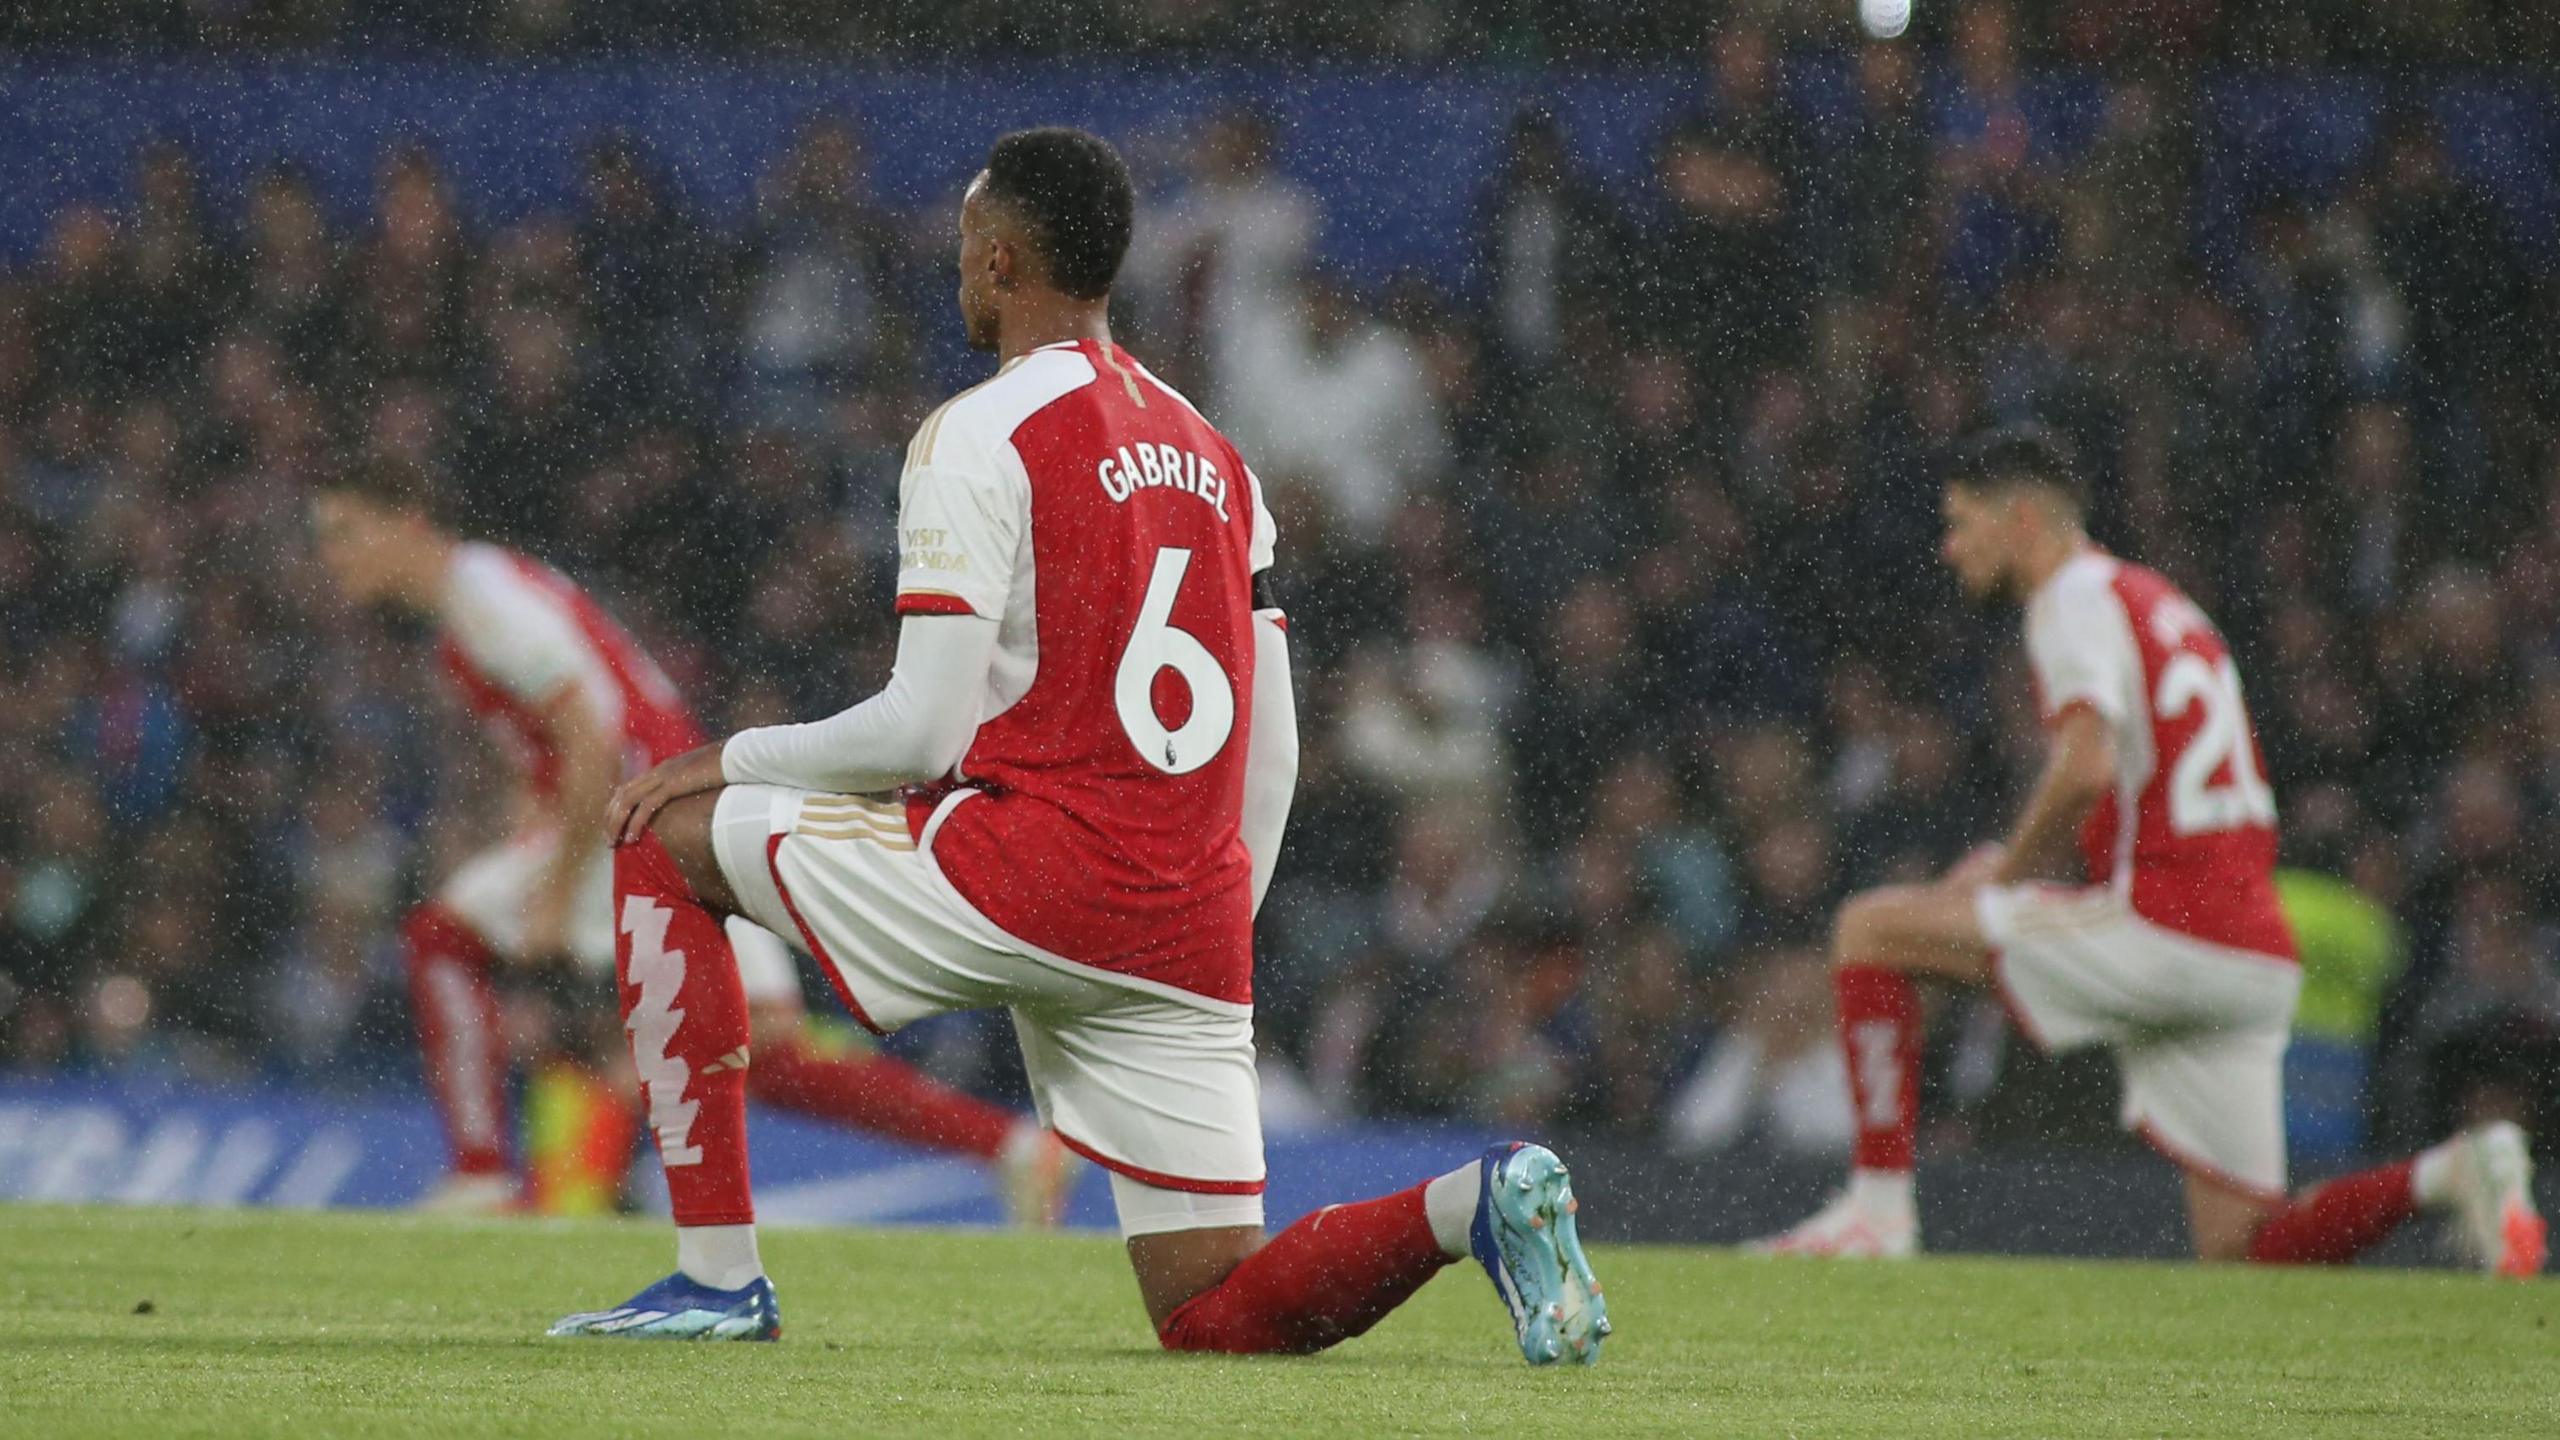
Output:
top-left (1130, 1227), bottom-right (1264, 1338)
top-left (1112, 1174), bottom-right (1270, 1335)
top-left (1143, 1172), bottom-right (1462, 1356)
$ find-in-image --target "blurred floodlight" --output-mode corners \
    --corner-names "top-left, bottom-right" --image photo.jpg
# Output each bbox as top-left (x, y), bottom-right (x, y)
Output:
top-left (1860, 0), bottom-right (1912, 39)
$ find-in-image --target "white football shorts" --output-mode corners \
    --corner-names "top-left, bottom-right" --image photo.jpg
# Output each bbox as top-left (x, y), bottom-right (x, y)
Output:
top-left (710, 784), bottom-right (1267, 1231)
top-left (1977, 882), bottom-right (2302, 1200)
top-left (440, 827), bottom-right (800, 1005)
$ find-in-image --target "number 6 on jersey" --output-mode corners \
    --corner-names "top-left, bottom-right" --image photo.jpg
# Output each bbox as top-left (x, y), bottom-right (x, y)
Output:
top-left (1115, 546), bottom-right (1236, 775)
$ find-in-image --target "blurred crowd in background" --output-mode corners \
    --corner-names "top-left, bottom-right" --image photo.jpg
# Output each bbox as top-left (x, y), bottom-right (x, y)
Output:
top-left (4, 9), bottom-right (2560, 1171)
top-left (11, 0), bottom-right (2560, 66)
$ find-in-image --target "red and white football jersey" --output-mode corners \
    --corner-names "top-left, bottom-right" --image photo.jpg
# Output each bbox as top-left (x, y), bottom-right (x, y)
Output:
top-left (890, 339), bottom-right (1275, 1006)
top-left (2024, 550), bottom-right (2295, 960)
top-left (439, 542), bottom-right (705, 794)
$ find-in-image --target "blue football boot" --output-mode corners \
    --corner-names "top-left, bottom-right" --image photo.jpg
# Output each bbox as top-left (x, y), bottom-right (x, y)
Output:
top-left (547, 1272), bottom-right (781, 1341)
top-left (1470, 1142), bottom-right (1610, 1366)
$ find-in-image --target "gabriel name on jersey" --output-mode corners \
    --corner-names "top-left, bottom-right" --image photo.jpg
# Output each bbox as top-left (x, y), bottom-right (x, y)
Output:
top-left (1097, 442), bottom-right (1232, 521)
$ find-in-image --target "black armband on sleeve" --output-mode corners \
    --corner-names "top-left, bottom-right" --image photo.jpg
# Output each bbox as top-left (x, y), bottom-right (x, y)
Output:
top-left (1253, 572), bottom-right (1278, 613)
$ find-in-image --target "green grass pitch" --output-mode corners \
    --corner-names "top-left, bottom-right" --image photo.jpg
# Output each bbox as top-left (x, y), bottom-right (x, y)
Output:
top-left (2, 1206), bottom-right (2552, 1438)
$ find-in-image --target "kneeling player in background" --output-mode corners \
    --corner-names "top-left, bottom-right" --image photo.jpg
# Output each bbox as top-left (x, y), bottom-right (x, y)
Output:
top-left (311, 461), bottom-right (1079, 1223)
top-left (550, 128), bottom-right (1609, 1363)
top-left (1758, 427), bottom-right (2545, 1275)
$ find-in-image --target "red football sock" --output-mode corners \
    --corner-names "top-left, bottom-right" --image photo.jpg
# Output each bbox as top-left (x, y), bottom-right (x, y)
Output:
top-left (1157, 1181), bottom-right (1453, 1355)
top-left (1837, 964), bottom-right (1922, 1173)
top-left (403, 904), bottom-right (511, 1177)
top-left (616, 834), bottom-right (755, 1228)
top-left (2246, 1162), bottom-right (2417, 1265)
top-left (749, 1039), bottom-right (1019, 1160)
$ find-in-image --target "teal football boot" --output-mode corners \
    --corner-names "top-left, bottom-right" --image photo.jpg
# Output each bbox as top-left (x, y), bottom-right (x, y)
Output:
top-left (1470, 1142), bottom-right (1610, 1365)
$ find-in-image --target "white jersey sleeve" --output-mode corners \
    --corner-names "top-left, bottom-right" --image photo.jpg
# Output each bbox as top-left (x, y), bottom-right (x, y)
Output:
top-left (1241, 612), bottom-right (1296, 911)
top-left (442, 544), bottom-right (616, 719)
top-left (721, 613), bottom-right (998, 793)
top-left (2024, 554), bottom-right (2142, 729)
top-left (894, 415), bottom-right (1028, 621)
top-left (1244, 463), bottom-right (1277, 578)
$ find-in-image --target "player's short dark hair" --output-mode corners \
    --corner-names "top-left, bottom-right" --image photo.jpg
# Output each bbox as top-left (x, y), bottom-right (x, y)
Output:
top-left (316, 456), bottom-right (446, 521)
top-left (982, 127), bottom-right (1134, 302)
top-left (1946, 424), bottom-right (2088, 515)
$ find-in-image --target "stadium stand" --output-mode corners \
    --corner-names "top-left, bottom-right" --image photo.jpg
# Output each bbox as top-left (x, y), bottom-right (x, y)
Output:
top-left (3, 20), bottom-right (2557, 1181)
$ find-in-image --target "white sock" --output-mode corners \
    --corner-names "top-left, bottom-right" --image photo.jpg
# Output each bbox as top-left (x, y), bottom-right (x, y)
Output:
top-left (676, 1223), bottom-right (765, 1291)
top-left (2412, 1139), bottom-right (2462, 1208)
top-left (1850, 1168), bottom-right (1916, 1221)
top-left (1423, 1161), bottom-right (1482, 1259)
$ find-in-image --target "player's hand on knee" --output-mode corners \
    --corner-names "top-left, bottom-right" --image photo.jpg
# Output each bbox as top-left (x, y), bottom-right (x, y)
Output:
top-left (606, 743), bottom-right (727, 847)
